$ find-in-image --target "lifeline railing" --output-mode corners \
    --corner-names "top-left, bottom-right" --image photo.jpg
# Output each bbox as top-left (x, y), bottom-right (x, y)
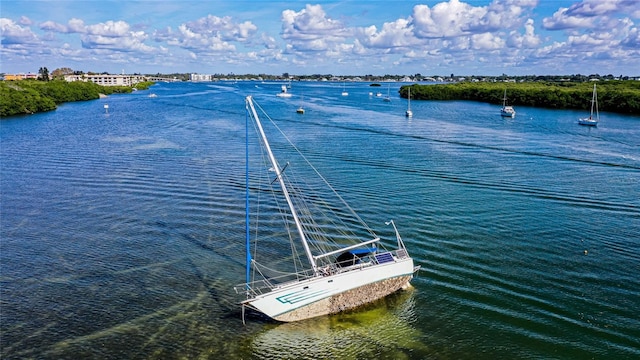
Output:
top-left (234, 248), bottom-right (411, 298)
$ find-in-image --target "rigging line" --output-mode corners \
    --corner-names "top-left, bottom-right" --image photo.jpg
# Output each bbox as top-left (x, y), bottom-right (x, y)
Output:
top-left (249, 96), bottom-right (318, 272)
top-left (254, 130), bottom-right (308, 274)
top-left (271, 162), bottom-right (289, 184)
top-left (253, 99), bottom-right (377, 237)
top-left (252, 260), bottom-right (314, 279)
top-left (280, 141), bottom-right (376, 245)
top-left (249, 114), bottom-right (285, 283)
top-left (251, 137), bottom-right (328, 273)
top-left (284, 176), bottom-right (344, 253)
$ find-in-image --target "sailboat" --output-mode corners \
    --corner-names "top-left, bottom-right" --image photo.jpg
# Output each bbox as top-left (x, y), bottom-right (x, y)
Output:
top-left (405, 87), bottom-right (413, 117)
top-left (341, 83), bottom-right (349, 96)
top-left (237, 96), bottom-right (419, 322)
top-left (578, 84), bottom-right (599, 126)
top-left (383, 84), bottom-right (391, 102)
top-left (500, 89), bottom-right (516, 118)
top-left (296, 94), bottom-right (305, 114)
top-left (276, 84), bottom-right (292, 98)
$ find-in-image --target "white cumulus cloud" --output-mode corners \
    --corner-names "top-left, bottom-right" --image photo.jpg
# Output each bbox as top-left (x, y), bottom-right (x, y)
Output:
top-left (412, 0), bottom-right (537, 38)
top-left (281, 4), bottom-right (351, 53)
top-left (1, 18), bottom-right (39, 44)
top-left (355, 18), bottom-right (418, 50)
top-left (508, 18), bottom-right (541, 48)
top-left (542, 0), bottom-right (640, 30)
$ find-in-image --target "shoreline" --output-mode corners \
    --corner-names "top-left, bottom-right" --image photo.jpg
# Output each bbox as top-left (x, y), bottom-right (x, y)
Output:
top-left (399, 81), bottom-right (640, 115)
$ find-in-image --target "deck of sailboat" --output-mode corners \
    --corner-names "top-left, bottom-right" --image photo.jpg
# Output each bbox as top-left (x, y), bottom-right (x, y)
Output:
top-left (236, 246), bottom-right (411, 296)
top-left (237, 253), bottom-right (416, 322)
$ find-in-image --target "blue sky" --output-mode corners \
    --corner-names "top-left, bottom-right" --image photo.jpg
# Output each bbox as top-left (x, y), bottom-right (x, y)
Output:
top-left (1, 0), bottom-right (639, 76)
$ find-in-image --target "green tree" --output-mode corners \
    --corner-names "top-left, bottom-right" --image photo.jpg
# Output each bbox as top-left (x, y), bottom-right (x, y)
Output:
top-left (401, 81), bottom-right (640, 114)
top-left (51, 67), bottom-right (74, 79)
top-left (38, 67), bottom-right (50, 81)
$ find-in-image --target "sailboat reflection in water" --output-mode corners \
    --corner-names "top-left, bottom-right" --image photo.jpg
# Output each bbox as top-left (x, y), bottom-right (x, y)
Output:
top-left (250, 289), bottom-right (427, 358)
top-left (235, 96), bottom-right (420, 322)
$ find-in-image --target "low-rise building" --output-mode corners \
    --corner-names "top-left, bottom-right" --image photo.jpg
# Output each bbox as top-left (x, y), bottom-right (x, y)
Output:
top-left (190, 73), bottom-right (213, 82)
top-left (4, 73), bottom-right (39, 80)
top-left (63, 74), bottom-right (147, 86)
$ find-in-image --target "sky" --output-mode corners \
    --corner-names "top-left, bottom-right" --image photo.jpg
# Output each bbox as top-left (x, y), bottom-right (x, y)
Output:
top-left (1, 0), bottom-right (639, 76)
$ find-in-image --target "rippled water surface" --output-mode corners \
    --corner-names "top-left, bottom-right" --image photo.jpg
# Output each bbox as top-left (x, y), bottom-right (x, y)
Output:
top-left (2, 81), bottom-right (639, 359)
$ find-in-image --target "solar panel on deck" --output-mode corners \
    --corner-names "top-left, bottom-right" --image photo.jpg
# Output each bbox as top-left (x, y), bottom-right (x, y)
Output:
top-left (375, 252), bottom-right (394, 264)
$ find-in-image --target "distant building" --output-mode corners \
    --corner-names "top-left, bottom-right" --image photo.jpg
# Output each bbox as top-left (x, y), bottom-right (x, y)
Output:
top-left (63, 74), bottom-right (147, 86)
top-left (190, 73), bottom-right (213, 82)
top-left (4, 73), bottom-right (39, 80)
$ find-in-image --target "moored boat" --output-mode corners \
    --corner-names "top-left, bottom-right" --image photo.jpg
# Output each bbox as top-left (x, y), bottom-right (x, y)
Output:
top-left (236, 96), bottom-right (420, 322)
top-left (578, 84), bottom-right (599, 126)
top-left (276, 84), bottom-right (292, 98)
top-left (405, 87), bottom-right (413, 117)
top-left (500, 89), bottom-right (516, 118)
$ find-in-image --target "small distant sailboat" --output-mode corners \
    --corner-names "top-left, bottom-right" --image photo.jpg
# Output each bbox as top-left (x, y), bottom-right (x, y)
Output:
top-left (236, 96), bottom-right (419, 322)
top-left (297, 95), bottom-right (305, 114)
top-left (276, 84), bottom-right (292, 98)
top-left (341, 83), bottom-right (348, 96)
top-left (500, 90), bottom-right (516, 118)
top-left (383, 84), bottom-right (391, 102)
top-left (405, 87), bottom-right (413, 118)
top-left (578, 84), bottom-right (599, 126)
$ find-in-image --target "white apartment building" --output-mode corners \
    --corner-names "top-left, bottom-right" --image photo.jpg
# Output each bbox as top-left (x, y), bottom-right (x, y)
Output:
top-left (190, 73), bottom-right (213, 82)
top-left (64, 74), bottom-right (147, 86)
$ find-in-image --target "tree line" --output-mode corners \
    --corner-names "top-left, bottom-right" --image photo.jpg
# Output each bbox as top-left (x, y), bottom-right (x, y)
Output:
top-left (1, 80), bottom-right (153, 118)
top-left (399, 81), bottom-right (640, 115)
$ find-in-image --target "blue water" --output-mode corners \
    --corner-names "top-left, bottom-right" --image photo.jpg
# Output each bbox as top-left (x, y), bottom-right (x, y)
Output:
top-left (1, 81), bottom-right (639, 359)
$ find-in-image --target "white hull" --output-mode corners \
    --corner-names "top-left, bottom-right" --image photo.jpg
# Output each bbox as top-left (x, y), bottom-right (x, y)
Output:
top-left (501, 90), bottom-right (515, 118)
top-left (501, 107), bottom-right (515, 118)
top-left (578, 117), bottom-right (597, 126)
top-left (242, 257), bottom-right (416, 322)
top-left (277, 85), bottom-right (292, 97)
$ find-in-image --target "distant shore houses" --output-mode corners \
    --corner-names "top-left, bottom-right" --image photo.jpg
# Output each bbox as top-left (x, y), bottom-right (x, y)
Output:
top-left (3, 73), bottom-right (39, 80)
top-left (1, 73), bottom-right (177, 84)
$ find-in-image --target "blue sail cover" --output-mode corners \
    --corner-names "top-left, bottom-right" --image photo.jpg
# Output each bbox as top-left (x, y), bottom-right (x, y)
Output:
top-left (336, 247), bottom-right (377, 268)
top-left (349, 247), bottom-right (377, 255)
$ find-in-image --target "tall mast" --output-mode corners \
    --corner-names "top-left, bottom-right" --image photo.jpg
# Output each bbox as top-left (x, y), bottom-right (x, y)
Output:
top-left (245, 96), bottom-right (318, 273)
top-left (592, 84), bottom-right (599, 120)
top-left (245, 101), bottom-right (251, 287)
